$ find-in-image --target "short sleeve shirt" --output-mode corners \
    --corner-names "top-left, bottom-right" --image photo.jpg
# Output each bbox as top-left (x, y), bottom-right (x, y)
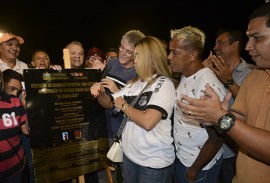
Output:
top-left (112, 76), bottom-right (176, 168)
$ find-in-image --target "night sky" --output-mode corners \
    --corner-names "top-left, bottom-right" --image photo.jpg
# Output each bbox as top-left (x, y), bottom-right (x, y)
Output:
top-left (0, 0), bottom-right (266, 65)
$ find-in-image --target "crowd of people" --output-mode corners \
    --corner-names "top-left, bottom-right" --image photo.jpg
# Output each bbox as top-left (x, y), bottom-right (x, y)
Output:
top-left (1, 2), bottom-right (270, 183)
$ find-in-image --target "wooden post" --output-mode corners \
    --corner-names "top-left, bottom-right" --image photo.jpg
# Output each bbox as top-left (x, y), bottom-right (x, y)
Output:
top-left (106, 166), bottom-right (115, 183)
top-left (64, 48), bottom-right (79, 182)
top-left (78, 175), bottom-right (85, 183)
top-left (63, 48), bottom-right (71, 69)
top-left (63, 49), bottom-right (113, 183)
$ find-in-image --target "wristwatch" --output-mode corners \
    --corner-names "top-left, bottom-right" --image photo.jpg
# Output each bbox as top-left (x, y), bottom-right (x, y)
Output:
top-left (216, 113), bottom-right (236, 133)
top-left (224, 78), bottom-right (235, 88)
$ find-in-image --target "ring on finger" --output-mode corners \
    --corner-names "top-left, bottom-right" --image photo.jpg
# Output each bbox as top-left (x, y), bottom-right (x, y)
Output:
top-left (188, 110), bottom-right (192, 116)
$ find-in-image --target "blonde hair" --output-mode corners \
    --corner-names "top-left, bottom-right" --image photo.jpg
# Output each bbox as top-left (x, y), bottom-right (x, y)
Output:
top-left (170, 26), bottom-right (206, 58)
top-left (134, 36), bottom-right (172, 84)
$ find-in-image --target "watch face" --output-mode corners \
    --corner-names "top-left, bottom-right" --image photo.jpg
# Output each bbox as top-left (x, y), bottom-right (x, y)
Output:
top-left (220, 117), bottom-right (232, 130)
top-left (218, 113), bottom-right (235, 132)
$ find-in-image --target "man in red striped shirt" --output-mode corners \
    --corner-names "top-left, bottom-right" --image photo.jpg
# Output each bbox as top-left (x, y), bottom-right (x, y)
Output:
top-left (0, 69), bottom-right (29, 183)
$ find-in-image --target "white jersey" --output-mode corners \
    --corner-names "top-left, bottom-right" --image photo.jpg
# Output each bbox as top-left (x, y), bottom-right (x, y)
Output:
top-left (112, 76), bottom-right (176, 168)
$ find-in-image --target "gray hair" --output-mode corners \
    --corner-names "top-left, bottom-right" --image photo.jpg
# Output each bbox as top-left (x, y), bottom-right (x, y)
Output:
top-left (121, 30), bottom-right (145, 49)
top-left (65, 41), bottom-right (84, 51)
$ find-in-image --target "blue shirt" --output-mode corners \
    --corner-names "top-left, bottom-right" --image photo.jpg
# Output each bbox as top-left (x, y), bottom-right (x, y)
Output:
top-left (102, 58), bottom-right (137, 138)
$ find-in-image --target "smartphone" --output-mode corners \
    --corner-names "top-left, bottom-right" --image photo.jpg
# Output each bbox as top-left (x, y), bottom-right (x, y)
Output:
top-left (21, 81), bottom-right (25, 90)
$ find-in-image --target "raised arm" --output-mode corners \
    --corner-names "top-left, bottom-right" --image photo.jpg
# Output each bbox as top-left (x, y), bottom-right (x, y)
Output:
top-left (206, 55), bottom-right (239, 98)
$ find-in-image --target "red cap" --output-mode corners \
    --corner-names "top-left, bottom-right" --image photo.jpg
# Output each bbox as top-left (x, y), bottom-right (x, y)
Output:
top-left (86, 47), bottom-right (105, 60)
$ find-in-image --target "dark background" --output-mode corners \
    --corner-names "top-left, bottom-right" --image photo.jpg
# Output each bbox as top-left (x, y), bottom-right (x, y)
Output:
top-left (0, 0), bottom-right (266, 65)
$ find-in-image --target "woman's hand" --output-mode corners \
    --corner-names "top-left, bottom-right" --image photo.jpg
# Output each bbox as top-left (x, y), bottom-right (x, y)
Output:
top-left (90, 82), bottom-right (105, 97)
top-left (101, 78), bottom-right (119, 93)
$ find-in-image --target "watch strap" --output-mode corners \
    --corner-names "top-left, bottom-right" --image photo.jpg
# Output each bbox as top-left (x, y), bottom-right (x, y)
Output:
top-left (224, 79), bottom-right (235, 88)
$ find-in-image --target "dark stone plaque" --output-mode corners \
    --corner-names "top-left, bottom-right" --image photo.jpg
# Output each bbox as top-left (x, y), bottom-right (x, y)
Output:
top-left (24, 69), bottom-right (109, 182)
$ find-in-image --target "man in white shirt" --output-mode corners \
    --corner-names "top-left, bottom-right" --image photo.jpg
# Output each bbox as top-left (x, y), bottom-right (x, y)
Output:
top-left (168, 26), bottom-right (226, 183)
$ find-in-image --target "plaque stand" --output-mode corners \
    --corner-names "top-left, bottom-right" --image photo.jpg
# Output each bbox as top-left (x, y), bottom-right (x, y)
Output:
top-left (62, 49), bottom-right (114, 183)
top-left (71, 166), bottom-right (114, 183)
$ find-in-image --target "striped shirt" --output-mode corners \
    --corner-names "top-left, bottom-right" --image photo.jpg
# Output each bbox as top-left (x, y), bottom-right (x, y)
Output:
top-left (0, 92), bottom-right (27, 180)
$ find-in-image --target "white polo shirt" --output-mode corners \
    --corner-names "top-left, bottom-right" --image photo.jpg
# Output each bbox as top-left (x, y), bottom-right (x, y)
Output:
top-left (0, 58), bottom-right (28, 75)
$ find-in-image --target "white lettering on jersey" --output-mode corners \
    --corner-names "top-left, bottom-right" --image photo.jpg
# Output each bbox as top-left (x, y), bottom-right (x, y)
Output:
top-left (2, 112), bottom-right (18, 127)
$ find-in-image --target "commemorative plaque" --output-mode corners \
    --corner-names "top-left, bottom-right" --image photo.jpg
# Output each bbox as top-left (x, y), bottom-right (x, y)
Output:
top-left (24, 69), bottom-right (109, 182)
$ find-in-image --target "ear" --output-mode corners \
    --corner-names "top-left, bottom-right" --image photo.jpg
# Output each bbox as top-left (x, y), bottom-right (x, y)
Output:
top-left (233, 41), bottom-right (239, 48)
top-left (31, 60), bottom-right (36, 67)
top-left (190, 50), bottom-right (199, 62)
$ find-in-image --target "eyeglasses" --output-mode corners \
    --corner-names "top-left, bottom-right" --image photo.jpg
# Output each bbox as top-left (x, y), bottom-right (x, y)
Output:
top-left (88, 56), bottom-right (103, 62)
top-left (119, 45), bottom-right (133, 56)
top-left (106, 55), bottom-right (118, 59)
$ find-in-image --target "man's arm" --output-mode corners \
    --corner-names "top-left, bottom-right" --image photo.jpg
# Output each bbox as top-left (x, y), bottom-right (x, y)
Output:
top-left (178, 84), bottom-right (270, 165)
top-left (186, 126), bottom-right (223, 181)
top-left (21, 122), bottom-right (29, 135)
top-left (226, 118), bottom-right (270, 165)
top-left (225, 82), bottom-right (239, 99)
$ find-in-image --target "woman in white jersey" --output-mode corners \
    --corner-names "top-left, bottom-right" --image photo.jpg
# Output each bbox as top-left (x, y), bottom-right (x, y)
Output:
top-left (91, 36), bottom-right (176, 183)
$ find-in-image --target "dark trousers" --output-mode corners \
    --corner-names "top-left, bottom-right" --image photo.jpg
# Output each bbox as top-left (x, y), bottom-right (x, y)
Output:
top-left (219, 156), bottom-right (236, 183)
top-left (1, 171), bottom-right (23, 183)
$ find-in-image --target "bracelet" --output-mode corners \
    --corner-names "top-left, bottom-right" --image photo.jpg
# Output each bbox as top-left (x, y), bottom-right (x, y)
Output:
top-left (121, 103), bottom-right (130, 112)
